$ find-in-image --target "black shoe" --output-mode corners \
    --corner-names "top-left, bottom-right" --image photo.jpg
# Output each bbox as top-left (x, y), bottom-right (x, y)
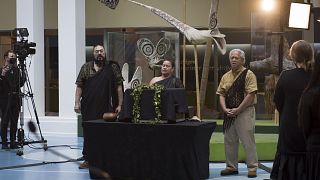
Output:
top-left (10, 141), bottom-right (19, 149)
top-left (2, 143), bottom-right (9, 149)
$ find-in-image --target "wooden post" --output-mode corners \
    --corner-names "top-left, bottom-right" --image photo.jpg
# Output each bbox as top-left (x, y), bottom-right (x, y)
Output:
top-left (182, 0), bottom-right (187, 86)
top-left (193, 45), bottom-right (201, 119)
top-left (199, 41), bottom-right (213, 112)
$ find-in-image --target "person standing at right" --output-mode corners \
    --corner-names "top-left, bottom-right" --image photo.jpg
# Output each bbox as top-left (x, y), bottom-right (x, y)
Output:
top-left (272, 40), bottom-right (313, 180)
top-left (298, 52), bottom-right (320, 180)
top-left (216, 49), bottom-right (258, 178)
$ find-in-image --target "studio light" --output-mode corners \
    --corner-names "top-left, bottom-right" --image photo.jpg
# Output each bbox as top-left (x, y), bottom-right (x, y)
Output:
top-left (288, 2), bottom-right (311, 29)
top-left (261, 0), bottom-right (275, 12)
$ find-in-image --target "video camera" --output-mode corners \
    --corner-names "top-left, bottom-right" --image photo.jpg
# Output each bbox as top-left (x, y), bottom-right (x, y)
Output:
top-left (12, 28), bottom-right (36, 60)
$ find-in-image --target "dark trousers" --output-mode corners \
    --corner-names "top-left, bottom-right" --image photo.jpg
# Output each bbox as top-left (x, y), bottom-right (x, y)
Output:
top-left (82, 125), bottom-right (87, 160)
top-left (271, 139), bottom-right (281, 179)
top-left (0, 96), bottom-right (20, 143)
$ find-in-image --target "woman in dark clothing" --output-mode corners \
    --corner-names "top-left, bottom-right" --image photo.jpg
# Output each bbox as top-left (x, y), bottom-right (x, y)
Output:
top-left (298, 52), bottom-right (320, 180)
top-left (149, 59), bottom-right (184, 88)
top-left (272, 40), bottom-right (313, 180)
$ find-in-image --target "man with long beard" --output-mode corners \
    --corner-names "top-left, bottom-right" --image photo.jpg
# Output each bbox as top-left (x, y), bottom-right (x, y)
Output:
top-left (74, 44), bottom-right (123, 169)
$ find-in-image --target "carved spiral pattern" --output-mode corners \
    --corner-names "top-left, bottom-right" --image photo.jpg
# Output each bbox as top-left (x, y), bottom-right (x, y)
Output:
top-left (137, 38), bottom-right (155, 57)
top-left (137, 37), bottom-right (171, 70)
top-left (142, 44), bottom-right (154, 57)
top-left (130, 79), bottom-right (140, 89)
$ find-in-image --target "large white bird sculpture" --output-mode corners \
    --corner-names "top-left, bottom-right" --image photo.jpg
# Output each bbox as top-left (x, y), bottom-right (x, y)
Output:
top-left (127, 0), bottom-right (226, 54)
top-left (97, 0), bottom-right (226, 54)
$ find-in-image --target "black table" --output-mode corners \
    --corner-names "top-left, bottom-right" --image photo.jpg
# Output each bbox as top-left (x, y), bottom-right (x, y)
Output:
top-left (85, 120), bottom-right (216, 180)
top-left (119, 88), bottom-right (188, 122)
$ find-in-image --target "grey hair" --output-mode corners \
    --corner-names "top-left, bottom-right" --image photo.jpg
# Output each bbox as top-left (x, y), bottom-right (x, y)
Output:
top-left (229, 49), bottom-right (246, 63)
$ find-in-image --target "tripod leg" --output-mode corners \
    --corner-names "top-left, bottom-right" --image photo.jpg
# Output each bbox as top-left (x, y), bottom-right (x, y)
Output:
top-left (15, 128), bottom-right (24, 156)
top-left (24, 67), bottom-right (45, 140)
top-left (19, 63), bottom-right (47, 151)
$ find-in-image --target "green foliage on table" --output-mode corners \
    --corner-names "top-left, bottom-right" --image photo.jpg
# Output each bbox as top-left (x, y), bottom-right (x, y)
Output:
top-left (131, 84), bottom-right (165, 123)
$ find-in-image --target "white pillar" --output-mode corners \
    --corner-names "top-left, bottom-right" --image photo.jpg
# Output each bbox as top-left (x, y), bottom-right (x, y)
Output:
top-left (16, 0), bottom-right (45, 117)
top-left (58, 0), bottom-right (85, 119)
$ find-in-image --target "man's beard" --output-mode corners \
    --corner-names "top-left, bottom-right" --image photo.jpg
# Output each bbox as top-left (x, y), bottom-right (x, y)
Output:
top-left (94, 55), bottom-right (105, 67)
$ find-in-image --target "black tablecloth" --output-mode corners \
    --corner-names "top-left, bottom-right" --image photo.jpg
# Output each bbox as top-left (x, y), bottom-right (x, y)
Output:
top-left (85, 120), bottom-right (216, 180)
top-left (119, 88), bottom-right (188, 122)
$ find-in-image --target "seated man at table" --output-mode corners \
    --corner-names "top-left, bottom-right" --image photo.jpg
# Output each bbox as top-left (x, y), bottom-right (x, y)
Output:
top-left (149, 59), bottom-right (184, 88)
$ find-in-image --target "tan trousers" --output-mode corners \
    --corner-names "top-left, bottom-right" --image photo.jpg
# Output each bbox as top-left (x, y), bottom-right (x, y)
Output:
top-left (224, 106), bottom-right (258, 171)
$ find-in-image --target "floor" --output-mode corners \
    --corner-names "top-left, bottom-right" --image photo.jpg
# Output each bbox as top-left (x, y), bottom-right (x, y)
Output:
top-left (0, 135), bottom-right (273, 180)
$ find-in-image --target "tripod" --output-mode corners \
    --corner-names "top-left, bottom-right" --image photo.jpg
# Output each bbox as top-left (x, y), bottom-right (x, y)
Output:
top-left (15, 60), bottom-right (47, 156)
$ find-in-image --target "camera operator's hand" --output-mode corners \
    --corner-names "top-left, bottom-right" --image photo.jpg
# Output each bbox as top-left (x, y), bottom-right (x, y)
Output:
top-left (74, 102), bottom-right (81, 113)
top-left (1, 65), bottom-right (11, 76)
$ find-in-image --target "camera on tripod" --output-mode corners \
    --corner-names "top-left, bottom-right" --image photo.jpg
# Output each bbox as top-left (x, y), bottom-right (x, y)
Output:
top-left (7, 28), bottom-right (47, 156)
top-left (12, 28), bottom-right (36, 60)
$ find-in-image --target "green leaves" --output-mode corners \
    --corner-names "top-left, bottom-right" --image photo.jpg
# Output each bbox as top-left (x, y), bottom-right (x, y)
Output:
top-left (131, 84), bottom-right (165, 123)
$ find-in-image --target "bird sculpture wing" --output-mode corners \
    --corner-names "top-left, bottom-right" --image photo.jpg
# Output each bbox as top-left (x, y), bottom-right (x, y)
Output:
top-left (122, 63), bottom-right (142, 91)
top-left (208, 0), bottom-right (226, 54)
top-left (121, 63), bottom-right (129, 90)
top-left (130, 66), bottom-right (142, 89)
top-left (127, 0), bottom-right (226, 54)
top-left (98, 0), bottom-right (119, 9)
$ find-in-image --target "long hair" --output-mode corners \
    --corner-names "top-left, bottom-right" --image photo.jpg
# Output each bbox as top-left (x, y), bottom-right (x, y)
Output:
top-left (305, 52), bottom-right (320, 120)
top-left (298, 52), bottom-right (320, 128)
top-left (290, 40), bottom-right (313, 72)
top-left (305, 52), bottom-right (320, 92)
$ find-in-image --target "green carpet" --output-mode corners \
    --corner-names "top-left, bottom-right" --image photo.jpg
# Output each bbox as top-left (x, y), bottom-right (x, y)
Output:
top-left (207, 120), bottom-right (278, 161)
top-left (209, 133), bottom-right (278, 161)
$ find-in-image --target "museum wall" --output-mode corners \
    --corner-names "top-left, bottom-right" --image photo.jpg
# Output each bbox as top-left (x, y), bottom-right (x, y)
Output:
top-left (0, 0), bottom-right (254, 30)
top-left (0, 0), bottom-right (16, 30)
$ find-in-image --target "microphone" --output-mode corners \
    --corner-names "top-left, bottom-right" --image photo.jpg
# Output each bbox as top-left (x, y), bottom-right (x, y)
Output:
top-left (28, 121), bottom-right (36, 133)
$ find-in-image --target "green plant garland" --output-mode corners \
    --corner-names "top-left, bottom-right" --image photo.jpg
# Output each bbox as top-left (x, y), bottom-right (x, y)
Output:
top-left (131, 84), bottom-right (165, 123)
